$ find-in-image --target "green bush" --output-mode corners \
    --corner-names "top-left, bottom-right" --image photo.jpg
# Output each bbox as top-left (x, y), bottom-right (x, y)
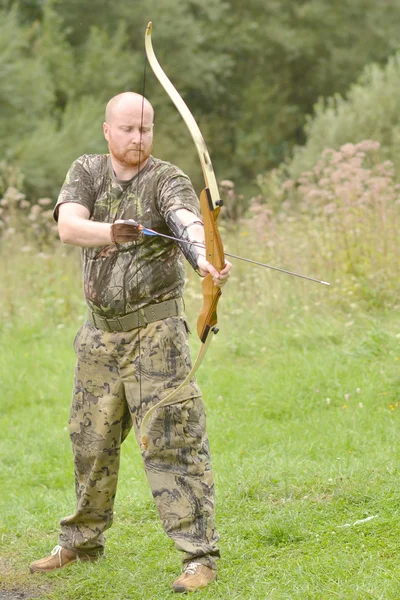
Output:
top-left (289, 53), bottom-right (400, 178)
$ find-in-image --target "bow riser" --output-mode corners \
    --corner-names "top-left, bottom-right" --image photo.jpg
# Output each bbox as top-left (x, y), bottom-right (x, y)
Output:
top-left (198, 279), bottom-right (221, 342)
top-left (197, 187), bottom-right (224, 341)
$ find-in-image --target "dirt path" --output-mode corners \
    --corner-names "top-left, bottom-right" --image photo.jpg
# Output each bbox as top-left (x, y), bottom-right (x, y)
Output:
top-left (0, 591), bottom-right (38, 599)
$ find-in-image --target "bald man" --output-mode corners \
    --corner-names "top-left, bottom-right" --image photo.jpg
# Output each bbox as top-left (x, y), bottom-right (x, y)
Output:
top-left (29, 92), bottom-right (231, 593)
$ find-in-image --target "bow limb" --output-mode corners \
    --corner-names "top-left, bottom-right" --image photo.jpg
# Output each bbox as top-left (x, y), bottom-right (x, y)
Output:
top-left (145, 21), bottom-right (225, 343)
top-left (145, 23), bottom-right (219, 204)
top-left (140, 333), bottom-right (213, 449)
top-left (139, 22), bottom-right (225, 449)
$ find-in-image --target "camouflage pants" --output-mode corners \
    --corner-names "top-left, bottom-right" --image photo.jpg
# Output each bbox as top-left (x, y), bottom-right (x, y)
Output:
top-left (59, 316), bottom-right (220, 569)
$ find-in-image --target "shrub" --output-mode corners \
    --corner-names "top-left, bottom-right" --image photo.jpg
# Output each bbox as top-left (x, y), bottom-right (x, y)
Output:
top-left (288, 53), bottom-right (400, 179)
top-left (0, 187), bottom-right (58, 248)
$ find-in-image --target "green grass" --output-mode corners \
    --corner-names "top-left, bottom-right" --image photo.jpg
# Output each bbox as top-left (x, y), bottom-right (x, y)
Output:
top-left (2, 243), bottom-right (400, 599)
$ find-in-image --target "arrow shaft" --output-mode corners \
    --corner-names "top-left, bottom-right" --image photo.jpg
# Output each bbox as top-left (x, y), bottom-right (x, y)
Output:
top-left (141, 226), bottom-right (330, 286)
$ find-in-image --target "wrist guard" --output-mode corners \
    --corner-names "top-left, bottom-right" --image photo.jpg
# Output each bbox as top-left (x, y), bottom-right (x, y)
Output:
top-left (165, 212), bottom-right (204, 271)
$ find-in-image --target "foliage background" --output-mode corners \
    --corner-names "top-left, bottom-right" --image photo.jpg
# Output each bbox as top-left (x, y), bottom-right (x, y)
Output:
top-left (3, 0), bottom-right (400, 199)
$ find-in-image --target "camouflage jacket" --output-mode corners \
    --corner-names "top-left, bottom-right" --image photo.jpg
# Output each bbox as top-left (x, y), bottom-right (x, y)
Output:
top-left (54, 154), bottom-right (200, 317)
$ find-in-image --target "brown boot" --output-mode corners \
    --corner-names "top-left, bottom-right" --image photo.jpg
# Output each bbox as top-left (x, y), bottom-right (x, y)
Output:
top-left (29, 545), bottom-right (96, 573)
top-left (172, 562), bottom-right (217, 593)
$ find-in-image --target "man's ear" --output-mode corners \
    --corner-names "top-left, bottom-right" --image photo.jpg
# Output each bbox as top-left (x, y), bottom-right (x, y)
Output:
top-left (103, 122), bottom-right (110, 142)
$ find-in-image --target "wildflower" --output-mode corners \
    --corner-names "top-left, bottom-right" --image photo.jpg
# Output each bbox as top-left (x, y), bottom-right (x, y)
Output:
top-left (282, 179), bottom-right (295, 191)
top-left (330, 170), bottom-right (344, 184)
top-left (348, 156), bottom-right (363, 169)
top-left (321, 148), bottom-right (336, 159)
top-left (219, 180), bottom-right (234, 189)
top-left (318, 178), bottom-right (330, 187)
top-left (340, 143), bottom-right (356, 157)
top-left (3, 187), bottom-right (25, 203)
top-left (331, 151), bottom-right (344, 165)
top-left (29, 205), bottom-right (42, 218)
top-left (356, 140), bottom-right (380, 153)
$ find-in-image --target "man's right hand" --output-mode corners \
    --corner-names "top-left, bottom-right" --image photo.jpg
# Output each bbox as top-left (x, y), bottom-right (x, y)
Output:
top-left (110, 220), bottom-right (144, 244)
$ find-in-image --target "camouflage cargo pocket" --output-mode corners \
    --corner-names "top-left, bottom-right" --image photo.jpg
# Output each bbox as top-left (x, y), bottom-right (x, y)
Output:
top-left (148, 396), bottom-right (206, 451)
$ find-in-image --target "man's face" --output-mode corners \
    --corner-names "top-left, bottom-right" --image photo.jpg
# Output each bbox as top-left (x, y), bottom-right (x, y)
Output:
top-left (103, 99), bottom-right (154, 169)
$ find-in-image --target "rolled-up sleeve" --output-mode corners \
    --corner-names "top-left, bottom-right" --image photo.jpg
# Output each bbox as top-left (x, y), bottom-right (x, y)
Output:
top-left (156, 166), bottom-right (201, 221)
top-left (53, 155), bottom-right (95, 222)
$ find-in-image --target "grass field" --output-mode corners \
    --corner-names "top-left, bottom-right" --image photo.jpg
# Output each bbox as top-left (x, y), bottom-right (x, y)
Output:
top-left (1, 239), bottom-right (400, 599)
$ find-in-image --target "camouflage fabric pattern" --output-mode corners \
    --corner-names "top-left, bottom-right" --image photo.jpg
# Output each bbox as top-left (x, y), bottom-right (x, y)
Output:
top-left (59, 318), bottom-right (220, 569)
top-left (54, 155), bottom-right (201, 318)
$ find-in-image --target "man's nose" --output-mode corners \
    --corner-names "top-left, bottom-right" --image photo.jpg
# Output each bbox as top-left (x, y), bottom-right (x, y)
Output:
top-left (130, 129), bottom-right (142, 144)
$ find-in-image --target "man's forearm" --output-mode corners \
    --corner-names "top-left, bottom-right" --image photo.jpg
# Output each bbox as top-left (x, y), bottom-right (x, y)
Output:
top-left (173, 208), bottom-right (207, 254)
top-left (184, 223), bottom-right (206, 255)
top-left (166, 209), bottom-right (206, 271)
top-left (59, 216), bottom-right (112, 247)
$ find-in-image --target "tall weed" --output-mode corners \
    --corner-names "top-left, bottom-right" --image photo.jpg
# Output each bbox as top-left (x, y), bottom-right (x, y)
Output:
top-left (251, 140), bottom-right (400, 310)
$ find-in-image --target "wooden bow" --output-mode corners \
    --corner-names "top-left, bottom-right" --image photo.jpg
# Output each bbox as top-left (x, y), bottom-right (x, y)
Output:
top-left (139, 21), bottom-right (225, 449)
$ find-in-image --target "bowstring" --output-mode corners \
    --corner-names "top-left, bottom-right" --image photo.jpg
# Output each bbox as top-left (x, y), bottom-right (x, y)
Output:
top-left (135, 49), bottom-right (148, 427)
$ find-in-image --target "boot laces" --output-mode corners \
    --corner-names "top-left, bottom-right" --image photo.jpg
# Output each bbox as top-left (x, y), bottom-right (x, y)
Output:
top-left (50, 545), bottom-right (63, 566)
top-left (184, 562), bottom-right (202, 576)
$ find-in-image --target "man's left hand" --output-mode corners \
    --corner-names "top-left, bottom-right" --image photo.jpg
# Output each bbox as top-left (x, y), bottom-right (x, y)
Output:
top-left (197, 257), bottom-right (232, 287)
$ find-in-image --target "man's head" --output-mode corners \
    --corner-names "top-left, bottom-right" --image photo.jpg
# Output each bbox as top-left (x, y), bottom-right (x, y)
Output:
top-left (103, 92), bottom-right (154, 169)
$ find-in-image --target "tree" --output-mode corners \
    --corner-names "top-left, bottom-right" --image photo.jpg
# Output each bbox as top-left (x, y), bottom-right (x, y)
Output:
top-left (219, 0), bottom-right (400, 183)
top-left (4, 0), bottom-right (400, 198)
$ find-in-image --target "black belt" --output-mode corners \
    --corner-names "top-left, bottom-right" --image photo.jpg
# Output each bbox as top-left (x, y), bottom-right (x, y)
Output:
top-left (87, 298), bottom-right (183, 332)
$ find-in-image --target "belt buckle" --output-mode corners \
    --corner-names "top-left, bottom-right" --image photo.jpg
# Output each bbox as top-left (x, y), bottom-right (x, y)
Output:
top-left (91, 312), bottom-right (109, 332)
top-left (92, 312), bottom-right (122, 332)
top-left (104, 316), bottom-right (123, 332)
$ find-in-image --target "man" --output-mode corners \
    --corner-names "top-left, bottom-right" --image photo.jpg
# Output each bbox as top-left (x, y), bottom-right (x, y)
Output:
top-left (29, 92), bottom-right (231, 593)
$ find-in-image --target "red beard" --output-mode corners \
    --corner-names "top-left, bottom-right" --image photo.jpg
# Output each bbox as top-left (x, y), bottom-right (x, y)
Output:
top-left (108, 141), bottom-right (152, 167)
